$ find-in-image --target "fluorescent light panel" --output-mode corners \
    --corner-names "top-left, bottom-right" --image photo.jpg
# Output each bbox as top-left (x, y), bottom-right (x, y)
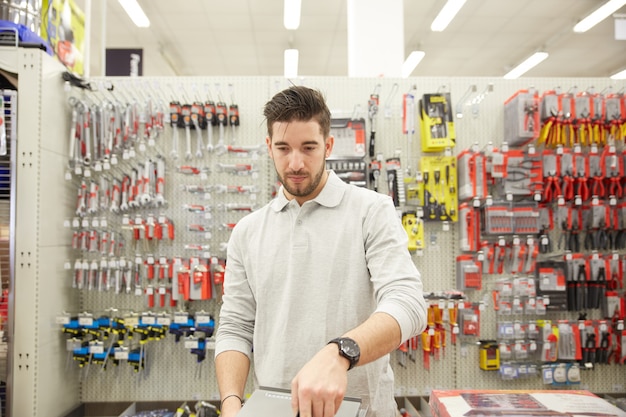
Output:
top-left (284, 0), bottom-right (302, 30)
top-left (402, 51), bottom-right (426, 78)
top-left (610, 68), bottom-right (626, 79)
top-left (431, 0), bottom-right (467, 32)
top-left (573, 0), bottom-right (626, 32)
top-left (284, 49), bottom-right (299, 78)
top-left (118, 0), bottom-right (150, 28)
top-left (503, 52), bottom-right (549, 79)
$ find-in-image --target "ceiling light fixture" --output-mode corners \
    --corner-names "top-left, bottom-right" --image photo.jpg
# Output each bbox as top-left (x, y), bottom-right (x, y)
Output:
top-left (431, 0), bottom-right (467, 32)
top-left (503, 52), bottom-right (549, 79)
top-left (610, 68), bottom-right (626, 79)
top-left (573, 0), bottom-right (626, 32)
top-left (284, 0), bottom-right (302, 30)
top-left (118, 0), bottom-right (150, 28)
top-left (401, 51), bottom-right (426, 78)
top-left (284, 49), bottom-right (299, 78)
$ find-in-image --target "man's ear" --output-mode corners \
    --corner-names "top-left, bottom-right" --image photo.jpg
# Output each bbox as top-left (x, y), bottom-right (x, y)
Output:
top-left (265, 136), bottom-right (273, 158)
top-left (325, 135), bottom-right (335, 158)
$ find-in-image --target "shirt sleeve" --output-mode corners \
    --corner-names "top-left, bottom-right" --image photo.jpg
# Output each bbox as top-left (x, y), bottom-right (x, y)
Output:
top-left (214, 220), bottom-right (256, 359)
top-left (364, 196), bottom-right (428, 342)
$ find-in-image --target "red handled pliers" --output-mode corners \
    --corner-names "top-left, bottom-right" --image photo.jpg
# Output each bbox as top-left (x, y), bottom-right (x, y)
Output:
top-left (590, 176), bottom-right (605, 198)
top-left (575, 176), bottom-right (590, 201)
top-left (608, 175), bottom-right (623, 198)
top-left (561, 172), bottom-right (575, 201)
top-left (542, 173), bottom-right (562, 202)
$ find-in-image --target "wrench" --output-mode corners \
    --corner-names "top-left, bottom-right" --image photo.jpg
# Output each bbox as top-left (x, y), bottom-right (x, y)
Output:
top-left (229, 103), bottom-right (239, 144)
top-left (129, 168), bottom-right (139, 208)
top-left (204, 100), bottom-right (216, 152)
top-left (154, 157), bottom-right (166, 206)
top-left (182, 104), bottom-right (193, 160)
top-left (192, 113), bottom-right (204, 159)
top-left (67, 99), bottom-right (79, 168)
top-left (169, 101), bottom-right (181, 159)
top-left (110, 178), bottom-right (121, 213)
top-left (215, 101), bottom-right (228, 154)
top-left (83, 106), bottom-right (92, 166)
top-left (87, 181), bottom-right (99, 214)
top-left (140, 159), bottom-right (153, 206)
top-left (120, 175), bottom-right (130, 212)
top-left (76, 180), bottom-right (87, 216)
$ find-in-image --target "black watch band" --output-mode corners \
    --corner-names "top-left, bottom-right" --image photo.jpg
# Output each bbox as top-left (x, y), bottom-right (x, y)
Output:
top-left (328, 337), bottom-right (360, 370)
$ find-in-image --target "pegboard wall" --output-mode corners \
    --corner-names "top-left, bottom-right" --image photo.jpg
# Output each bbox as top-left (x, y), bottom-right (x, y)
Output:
top-left (56, 75), bottom-right (626, 404)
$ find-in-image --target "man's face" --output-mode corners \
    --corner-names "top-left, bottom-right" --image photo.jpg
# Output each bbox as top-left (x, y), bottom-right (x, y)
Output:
top-left (266, 119), bottom-right (334, 204)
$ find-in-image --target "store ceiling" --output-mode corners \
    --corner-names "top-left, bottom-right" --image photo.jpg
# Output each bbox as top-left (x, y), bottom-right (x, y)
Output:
top-left (85, 0), bottom-right (626, 78)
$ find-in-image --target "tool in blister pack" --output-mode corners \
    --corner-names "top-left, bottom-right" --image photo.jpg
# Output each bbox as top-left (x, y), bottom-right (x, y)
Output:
top-left (368, 84), bottom-right (380, 158)
top-left (177, 165), bottom-right (210, 176)
top-left (176, 103), bottom-right (190, 160)
top-left (213, 184), bottom-right (259, 194)
top-left (419, 91), bottom-right (456, 152)
top-left (503, 89), bottom-right (540, 147)
top-left (402, 88), bottom-right (416, 176)
top-left (221, 143), bottom-right (265, 157)
top-left (203, 92), bottom-right (217, 153)
top-left (402, 211), bottom-right (423, 253)
top-left (169, 101), bottom-right (182, 159)
top-left (369, 157), bottom-right (381, 192)
top-left (215, 98), bottom-right (228, 153)
top-left (217, 203), bottom-right (257, 212)
top-left (154, 156), bottom-right (166, 206)
top-left (216, 162), bottom-right (257, 175)
top-left (385, 157), bottom-right (403, 207)
top-left (191, 101), bottom-right (205, 159)
top-left (229, 102), bottom-right (240, 145)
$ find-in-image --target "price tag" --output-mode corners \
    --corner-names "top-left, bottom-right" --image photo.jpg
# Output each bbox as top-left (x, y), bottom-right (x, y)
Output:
top-left (89, 343), bottom-right (104, 354)
top-left (184, 338), bottom-right (199, 349)
top-left (205, 338), bottom-right (216, 350)
top-left (114, 348), bottom-right (129, 360)
top-left (174, 313), bottom-right (189, 324)
top-left (78, 315), bottom-right (93, 327)
top-left (141, 314), bottom-right (156, 325)
top-left (157, 315), bottom-right (171, 326)
top-left (125, 316), bottom-right (139, 328)
top-left (56, 315), bottom-right (71, 325)
top-left (196, 314), bottom-right (212, 324)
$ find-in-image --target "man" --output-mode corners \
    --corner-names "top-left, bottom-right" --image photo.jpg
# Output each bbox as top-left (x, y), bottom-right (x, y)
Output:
top-left (215, 86), bottom-right (427, 417)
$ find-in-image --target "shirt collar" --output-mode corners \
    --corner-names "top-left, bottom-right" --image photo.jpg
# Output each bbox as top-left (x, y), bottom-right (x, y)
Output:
top-left (270, 170), bottom-right (346, 212)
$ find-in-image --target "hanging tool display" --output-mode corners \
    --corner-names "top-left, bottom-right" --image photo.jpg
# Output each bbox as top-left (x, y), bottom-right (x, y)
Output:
top-left (419, 91), bottom-right (456, 152)
top-left (419, 156), bottom-right (458, 222)
top-left (229, 85), bottom-right (240, 144)
top-left (367, 84), bottom-right (380, 158)
top-left (215, 98), bottom-right (228, 153)
top-left (385, 155), bottom-right (404, 207)
top-left (503, 89), bottom-right (540, 147)
top-left (402, 87), bottom-right (417, 177)
top-left (402, 210), bottom-right (424, 253)
top-left (63, 79), bottom-right (258, 319)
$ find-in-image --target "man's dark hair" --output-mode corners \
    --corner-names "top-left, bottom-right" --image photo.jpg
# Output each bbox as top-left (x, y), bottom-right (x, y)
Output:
top-left (263, 86), bottom-right (331, 139)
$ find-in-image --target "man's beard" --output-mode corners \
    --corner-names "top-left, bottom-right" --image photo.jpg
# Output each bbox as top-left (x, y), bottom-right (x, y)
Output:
top-left (277, 161), bottom-right (326, 198)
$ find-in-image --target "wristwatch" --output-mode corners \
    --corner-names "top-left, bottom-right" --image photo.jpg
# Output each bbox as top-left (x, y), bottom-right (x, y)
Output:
top-left (328, 337), bottom-right (360, 370)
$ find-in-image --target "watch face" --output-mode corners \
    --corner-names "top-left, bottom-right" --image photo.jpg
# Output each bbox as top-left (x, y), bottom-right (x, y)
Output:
top-left (341, 339), bottom-right (359, 357)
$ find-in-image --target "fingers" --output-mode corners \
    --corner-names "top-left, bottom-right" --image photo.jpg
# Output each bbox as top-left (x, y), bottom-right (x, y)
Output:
top-left (291, 383), bottom-right (345, 417)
